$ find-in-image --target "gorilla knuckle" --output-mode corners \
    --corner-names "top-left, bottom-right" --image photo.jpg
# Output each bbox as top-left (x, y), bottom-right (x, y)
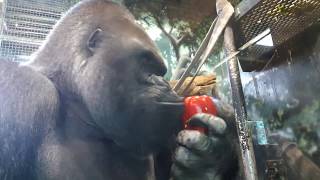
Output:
top-left (209, 116), bottom-right (227, 135)
top-left (174, 146), bottom-right (202, 168)
top-left (191, 113), bottom-right (213, 121)
top-left (177, 130), bottom-right (205, 148)
top-left (189, 113), bottom-right (227, 135)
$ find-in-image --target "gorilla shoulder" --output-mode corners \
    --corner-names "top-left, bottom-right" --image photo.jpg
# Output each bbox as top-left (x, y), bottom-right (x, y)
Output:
top-left (0, 59), bottom-right (59, 179)
top-left (0, 59), bottom-right (59, 131)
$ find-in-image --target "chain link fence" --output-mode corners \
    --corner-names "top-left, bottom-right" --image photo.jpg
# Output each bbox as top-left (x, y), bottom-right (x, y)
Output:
top-left (0, 0), bottom-right (80, 62)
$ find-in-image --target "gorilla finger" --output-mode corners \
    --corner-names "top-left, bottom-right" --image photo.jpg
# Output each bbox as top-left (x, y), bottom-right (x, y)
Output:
top-left (211, 98), bottom-right (234, 121)
top-left (174, 146), bottom-right (205, 169)
top-left (188, 113), bottom-right (227, 136)
top-left (171, 164), bottom-right (219, 180)
top-left (171, 164), bottom-right (196, 180)
top-left (177, 130), bottom-right (217, 155)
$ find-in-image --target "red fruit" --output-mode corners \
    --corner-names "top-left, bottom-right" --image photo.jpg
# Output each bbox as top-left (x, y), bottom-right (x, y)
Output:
top-left (182, 95), bottom-right (217, 134)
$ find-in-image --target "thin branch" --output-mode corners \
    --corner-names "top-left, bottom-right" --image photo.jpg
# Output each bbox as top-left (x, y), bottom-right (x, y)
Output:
top-left (169, 26), bottom-right (174, 34)
top-left (153, 16), bottom-right (181, 60)
top-left (177, 33), bottom-right (189, 46)
top-left (141, 16), bottom-right (151, 26)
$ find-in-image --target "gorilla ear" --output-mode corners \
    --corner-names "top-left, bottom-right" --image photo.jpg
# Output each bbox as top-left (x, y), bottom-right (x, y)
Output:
top-left (87, 28), bottom-right (103, 55)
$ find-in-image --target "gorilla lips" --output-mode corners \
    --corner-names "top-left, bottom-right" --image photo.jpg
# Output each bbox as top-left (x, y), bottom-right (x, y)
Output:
top-left (182, 95), bottom-right (218, 134)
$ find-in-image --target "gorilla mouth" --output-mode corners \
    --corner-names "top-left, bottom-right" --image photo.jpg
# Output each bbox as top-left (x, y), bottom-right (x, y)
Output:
top-left (155, 94), bottom-right (183, 103)
top-left (154, 95), bottom-right (184, 108)
top-left (155, 101), bottom-right (184, 106)
top-left (155, 95), bottom-right (183, 105)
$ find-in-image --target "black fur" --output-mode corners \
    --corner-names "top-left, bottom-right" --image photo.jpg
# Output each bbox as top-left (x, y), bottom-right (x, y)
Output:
top-left (0, 0), bottom-right (183, 179)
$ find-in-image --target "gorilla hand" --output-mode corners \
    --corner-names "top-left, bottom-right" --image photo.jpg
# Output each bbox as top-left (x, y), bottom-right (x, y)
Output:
top-left (171, 112), bottom-right (237, 180)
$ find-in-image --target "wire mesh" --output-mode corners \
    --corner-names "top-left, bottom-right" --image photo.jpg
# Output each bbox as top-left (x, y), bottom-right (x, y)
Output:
top-left (0, 0), bottom-right (78, 62)
top-left (235, 0), bottom-right (320, 71)
top-left (236, 0), bottom-right (320, 46)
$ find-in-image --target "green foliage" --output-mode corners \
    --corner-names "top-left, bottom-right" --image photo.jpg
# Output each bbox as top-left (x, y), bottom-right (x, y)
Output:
top-left (123, 0), bottom-right (217, 55)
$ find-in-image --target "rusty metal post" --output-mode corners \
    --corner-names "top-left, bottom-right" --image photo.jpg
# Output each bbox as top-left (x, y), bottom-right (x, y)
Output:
top-left (224, 25), bottom-right (258, 180)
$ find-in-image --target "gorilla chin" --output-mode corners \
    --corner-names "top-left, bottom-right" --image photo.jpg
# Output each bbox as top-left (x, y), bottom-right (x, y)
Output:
top-left (117, 85), bottom-right (185, 158)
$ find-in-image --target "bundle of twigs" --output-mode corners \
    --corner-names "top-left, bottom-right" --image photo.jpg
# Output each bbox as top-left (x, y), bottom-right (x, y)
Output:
top-left (169, 75), bottom-right (216, 96)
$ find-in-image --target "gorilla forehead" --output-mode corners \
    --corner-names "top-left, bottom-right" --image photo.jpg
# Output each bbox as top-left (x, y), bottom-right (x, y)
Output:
top-left (65, 0), bottom-right (165, 69)
top-left (72, 0), bottom-right (134, 19)
top-left (68, 0), bottom-right (150, 42)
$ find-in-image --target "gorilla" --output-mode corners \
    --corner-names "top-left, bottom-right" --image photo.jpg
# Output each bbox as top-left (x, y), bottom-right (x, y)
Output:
top-left (0, 0), bottom-right (237, 180)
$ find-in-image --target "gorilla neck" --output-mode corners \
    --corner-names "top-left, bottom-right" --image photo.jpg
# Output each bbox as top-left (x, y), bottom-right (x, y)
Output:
top-left (61, 99), bottom-right (153, 157)
top-left (56, 100), bottom-right (156, 180)
top-left (27, 54), bottom-right (76, 94)
top-left (61, 99), bottom-right (104, 140)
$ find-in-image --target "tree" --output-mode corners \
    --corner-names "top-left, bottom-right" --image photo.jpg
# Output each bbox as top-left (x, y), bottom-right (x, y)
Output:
top-left (123, 0), bottom-right (241, 80)
top-left (123, 0), bottom-right (218, 61)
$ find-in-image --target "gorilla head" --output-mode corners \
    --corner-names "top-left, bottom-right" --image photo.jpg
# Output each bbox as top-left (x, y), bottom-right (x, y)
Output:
top-left (28, 0), bottom-right (183, 156)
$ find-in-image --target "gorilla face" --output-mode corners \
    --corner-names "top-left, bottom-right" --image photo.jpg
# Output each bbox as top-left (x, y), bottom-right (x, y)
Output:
top-left (73, 4), bottom-right (184, 156)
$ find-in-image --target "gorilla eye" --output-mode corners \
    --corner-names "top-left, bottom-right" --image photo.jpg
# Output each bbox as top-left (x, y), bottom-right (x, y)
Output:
top-left (138, 50), bottom-right (166, 76)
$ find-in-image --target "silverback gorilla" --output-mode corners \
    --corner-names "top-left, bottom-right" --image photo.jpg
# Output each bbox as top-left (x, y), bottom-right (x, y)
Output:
top-left (0, 0), bottom-right (237, 180)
